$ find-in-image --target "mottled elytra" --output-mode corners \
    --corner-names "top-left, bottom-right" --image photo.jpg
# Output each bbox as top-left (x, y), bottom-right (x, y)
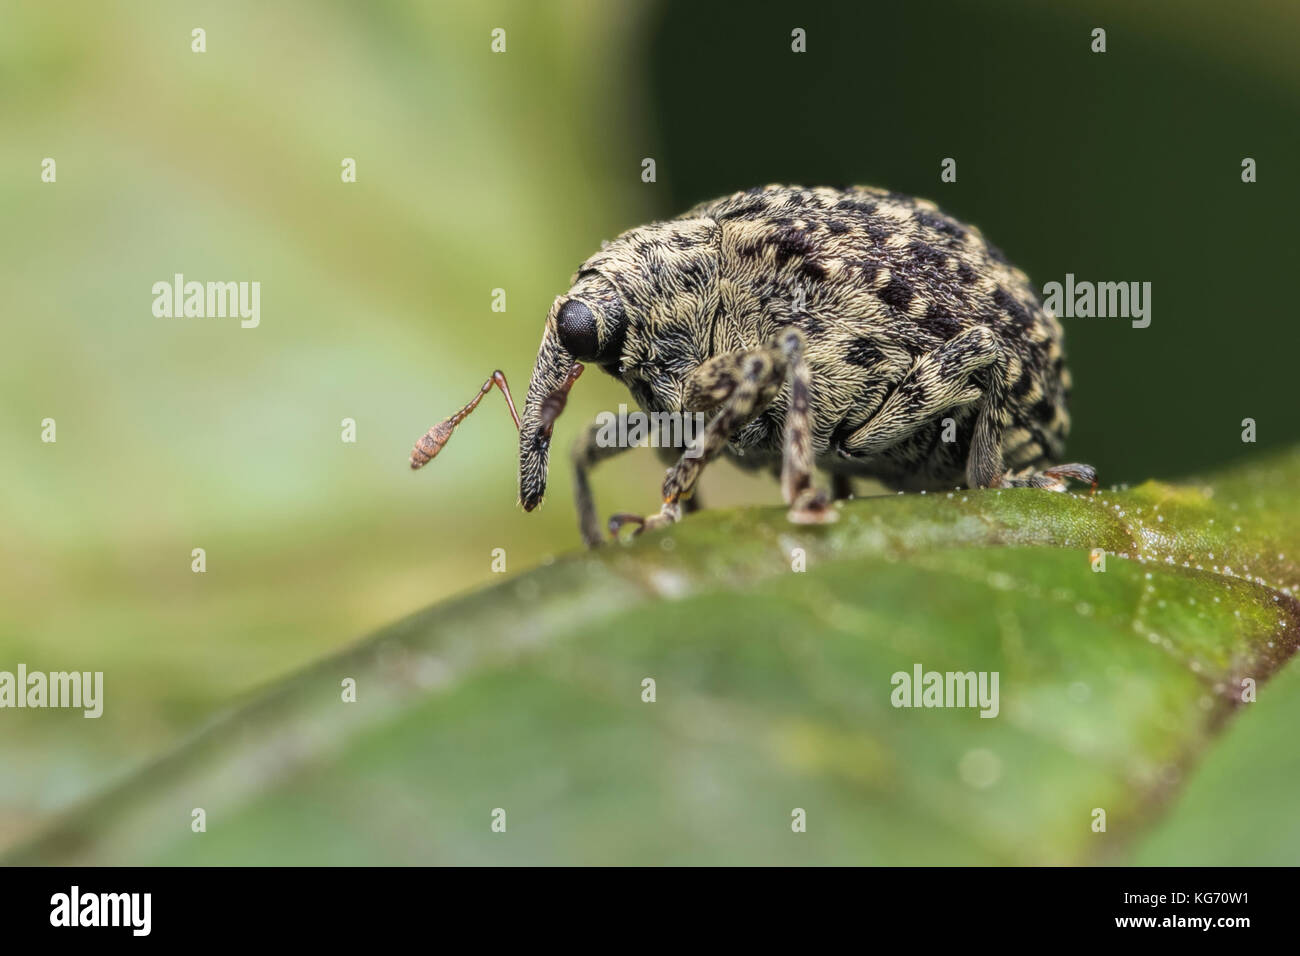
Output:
top-left (411, 184), bottom-right (1095, 546)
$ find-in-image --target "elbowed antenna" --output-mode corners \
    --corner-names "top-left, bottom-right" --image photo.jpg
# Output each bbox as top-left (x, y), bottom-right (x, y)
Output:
top-left (409, 370), bottom-right (521, 469)
top-left (538, 363), bottom-right (584, 441)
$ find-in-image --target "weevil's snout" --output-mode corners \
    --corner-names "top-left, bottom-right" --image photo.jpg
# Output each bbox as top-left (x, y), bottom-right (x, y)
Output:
top-left (520, 428), bottom-right (554, 511)
top-left (519, 407), bottom-right (552, 513)
top-left (519, 321), bottom-right (586, 512)
top-left (519, 278), bottom-right (622, 511)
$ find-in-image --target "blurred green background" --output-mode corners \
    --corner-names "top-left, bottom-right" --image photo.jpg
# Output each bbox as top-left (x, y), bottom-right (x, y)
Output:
top-left (1, 0), bottom-right (1297, 855)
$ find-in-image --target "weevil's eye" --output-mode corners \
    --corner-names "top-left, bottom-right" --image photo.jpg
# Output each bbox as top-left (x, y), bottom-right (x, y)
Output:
top-left (556, 299), bottom-right (600, 360)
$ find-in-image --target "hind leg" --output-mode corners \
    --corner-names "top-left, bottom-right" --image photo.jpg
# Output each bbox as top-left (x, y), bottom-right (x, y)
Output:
top-left (989, 462), bottom-right (1098, 491)
top-left (966, 358), bottom-right (1096, 493)
top-left (839, 327), bottom-right (1094, 493)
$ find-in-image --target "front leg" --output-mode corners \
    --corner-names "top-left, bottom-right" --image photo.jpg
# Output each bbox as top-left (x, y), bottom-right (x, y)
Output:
top-left (609, 348), bottom-right (779, 538)
top-left (610, 330), bottom-right (834, 538)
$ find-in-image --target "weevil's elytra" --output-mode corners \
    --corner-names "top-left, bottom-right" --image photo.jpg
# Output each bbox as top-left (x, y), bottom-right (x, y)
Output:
top-left (413, 184), bottom-right (1095, 546)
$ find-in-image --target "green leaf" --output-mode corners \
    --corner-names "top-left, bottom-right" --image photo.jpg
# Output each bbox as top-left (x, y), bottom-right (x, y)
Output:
top-left (11, 450), bottom-right (1300, 865)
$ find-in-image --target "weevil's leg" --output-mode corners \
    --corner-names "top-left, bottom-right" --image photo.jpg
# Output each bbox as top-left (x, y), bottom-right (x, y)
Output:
top-left (964, 356), bottom-right (1011, 489)
top-left (609, 345), bottom-right (787, 539)
top-left (838, 326), bottom-right (997, 459)
top-left (831, 473), bottom-right (854, 501)
top-left (965, 351), bottom-right (1097, 493)
top-left (655, 445), bottom-right (703, 513)
top-left (838, 327), bottom-right (1091, 492)
top-left (987, 461), bottom-right (1099, 492)
top-left (777, 330), bottom-right (836, 524)
top-left (571, 413), bottom-right (637, 548)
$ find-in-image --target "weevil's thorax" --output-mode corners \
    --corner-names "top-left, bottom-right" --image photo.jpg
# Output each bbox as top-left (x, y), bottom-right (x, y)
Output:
top-left (573, 217), bottom-right (722, 414)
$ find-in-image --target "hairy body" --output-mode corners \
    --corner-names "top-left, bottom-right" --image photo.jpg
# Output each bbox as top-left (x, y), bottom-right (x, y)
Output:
top-left (413, 184), bottom-right (1093, 546)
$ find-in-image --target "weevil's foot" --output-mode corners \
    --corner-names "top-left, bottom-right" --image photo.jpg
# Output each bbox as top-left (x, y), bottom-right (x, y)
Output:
top-left (579, 522), bottom-right (605, 549)
top-left (608, 502), bottom-right (681, 542)
top-left (608, 512), bottom-right (647, 538)
top-left (999, 463), bottom-right (1097, 493)
top-left (1044, 463), bottom-right (1098, 494)
top-left (787, 488), bottom-right (838, 525)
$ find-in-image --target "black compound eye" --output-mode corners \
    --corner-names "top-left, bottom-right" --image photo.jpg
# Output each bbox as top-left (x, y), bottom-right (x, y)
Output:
top-left (556, 299), bottom-right (600, 359)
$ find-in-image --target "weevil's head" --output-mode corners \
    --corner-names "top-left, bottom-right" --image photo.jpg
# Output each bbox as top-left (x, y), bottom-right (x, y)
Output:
top-left (518, 272), bottom-right (627, 511)
top-left (518, 219), bottom-right (720, 512)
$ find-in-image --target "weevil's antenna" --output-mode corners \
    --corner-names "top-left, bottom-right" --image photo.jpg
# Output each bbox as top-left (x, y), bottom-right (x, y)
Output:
top-left (537, 362), bottom-right (584, 442)
top-left (410, 370), bottom-right (522, 469)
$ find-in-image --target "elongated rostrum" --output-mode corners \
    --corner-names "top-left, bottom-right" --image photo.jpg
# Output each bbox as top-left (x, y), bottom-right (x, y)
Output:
top-left (410, 184), bottom-right (1095, 546)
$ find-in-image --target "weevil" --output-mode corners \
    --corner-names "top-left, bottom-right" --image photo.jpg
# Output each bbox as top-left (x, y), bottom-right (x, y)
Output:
top-left (411, 184), bottom-right (1095, 547)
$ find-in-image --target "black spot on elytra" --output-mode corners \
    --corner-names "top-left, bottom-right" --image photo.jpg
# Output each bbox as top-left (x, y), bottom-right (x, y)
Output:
top-left (850, 259), bottom-right (880, 285)
top-left (1031, 395), bottom-right (1057, 423)
top-left (993, 288), bottom-right (1032, 328)
top-left (915, 210), bottom-right (965, 240)
top-left (845, 338), bottom-right (886, 368)
top-left (907, 241), bottom-right (948, 269)
top-left (772, 227), bottom-right (817, 270)
top-left (955, 262), bottom-right (977, 285)
top-left (834, 198), bottom-right (878, 217)
top-left (878, 276), bottom-right (915, 311)
top-left (1010, 370), bottom-right (1035, 399)
top-left (678, 259), bottom-right (710, 293)
top-left (917, 303), bottom-right (964, 339)
top-left (827, 220), bottom-right (850, 235)
top-left (716, 199), bottom-right (768, 221)
top-left (799, 260), bottom-right (827, 282)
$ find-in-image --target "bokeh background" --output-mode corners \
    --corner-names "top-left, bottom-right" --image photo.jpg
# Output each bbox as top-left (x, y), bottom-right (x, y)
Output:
top-left (1, 0), bottom-right (1297, 854)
